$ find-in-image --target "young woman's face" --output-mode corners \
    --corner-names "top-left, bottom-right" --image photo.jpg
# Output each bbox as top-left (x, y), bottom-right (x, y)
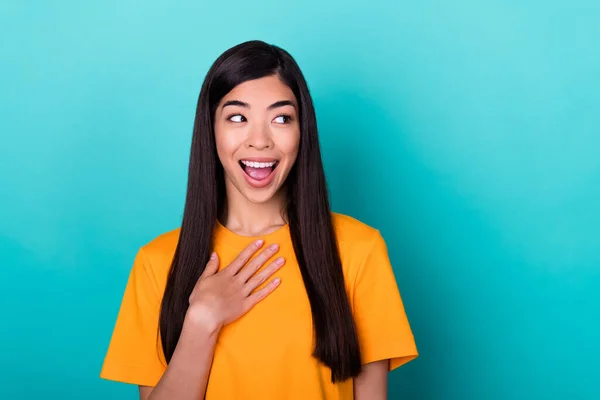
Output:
top-left (214, 75), bottom-right (300, 204)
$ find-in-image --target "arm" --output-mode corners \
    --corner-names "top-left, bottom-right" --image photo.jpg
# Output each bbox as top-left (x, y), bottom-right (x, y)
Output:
top-left (139, 313), bottom-right (220, 400)
top-left (353, 360), bottom-right (389, 400)
top-left (138, 241), bottom-right (284, 399)
top-left (351, 231), bottom-right (418, 398)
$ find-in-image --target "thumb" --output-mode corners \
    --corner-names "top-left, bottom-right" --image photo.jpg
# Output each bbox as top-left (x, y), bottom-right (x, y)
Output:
top-left (201, 252), bottom-right (219, 278)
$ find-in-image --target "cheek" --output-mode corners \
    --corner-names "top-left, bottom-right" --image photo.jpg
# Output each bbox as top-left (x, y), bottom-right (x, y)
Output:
top-left (214, 127), bottom-right (240, 166)
top-left (277, 129), bottom-right (300, 160)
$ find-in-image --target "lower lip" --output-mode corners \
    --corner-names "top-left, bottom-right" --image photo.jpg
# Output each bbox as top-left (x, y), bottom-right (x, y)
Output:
top-left (241, 165), bottom-right (278, 189)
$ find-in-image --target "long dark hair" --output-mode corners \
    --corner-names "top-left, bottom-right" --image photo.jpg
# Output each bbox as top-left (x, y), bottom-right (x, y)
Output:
top-left (159, 40), bottom-right (361, 382)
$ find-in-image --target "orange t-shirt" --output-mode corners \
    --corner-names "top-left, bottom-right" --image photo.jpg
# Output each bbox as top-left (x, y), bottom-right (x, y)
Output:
top-left (100, 213), bottom-right (418, 399)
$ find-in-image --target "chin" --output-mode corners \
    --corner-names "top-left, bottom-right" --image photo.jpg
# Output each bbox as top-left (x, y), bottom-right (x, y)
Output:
top-left (241, 188), bottom-right (280, 204)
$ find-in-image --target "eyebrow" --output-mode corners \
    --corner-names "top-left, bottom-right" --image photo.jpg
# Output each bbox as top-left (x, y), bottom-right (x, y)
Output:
top-left (222, 99), bottom-right (297, 111)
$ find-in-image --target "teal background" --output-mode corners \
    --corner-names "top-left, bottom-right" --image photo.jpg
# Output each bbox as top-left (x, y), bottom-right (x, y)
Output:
top-left (1, 0), bottom-right (599, 399)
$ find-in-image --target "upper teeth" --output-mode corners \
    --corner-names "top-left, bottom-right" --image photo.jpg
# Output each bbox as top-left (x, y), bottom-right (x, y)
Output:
top-left (241, 160), bottom-right (276, 168)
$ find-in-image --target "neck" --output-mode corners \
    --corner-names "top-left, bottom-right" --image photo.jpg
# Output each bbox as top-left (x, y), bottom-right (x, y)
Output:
top-left (222, 182), bottom-right (288, 237)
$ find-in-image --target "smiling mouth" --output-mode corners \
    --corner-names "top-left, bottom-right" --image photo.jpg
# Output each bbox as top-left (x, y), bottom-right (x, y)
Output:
top-left (239, 160), bottom-right (279, 181)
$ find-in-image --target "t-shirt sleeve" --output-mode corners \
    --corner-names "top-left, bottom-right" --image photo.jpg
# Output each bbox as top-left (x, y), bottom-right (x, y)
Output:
top-left (352, 230), bottom-right (418, 371)
top-left (100, 248), bottom-right (167, 386)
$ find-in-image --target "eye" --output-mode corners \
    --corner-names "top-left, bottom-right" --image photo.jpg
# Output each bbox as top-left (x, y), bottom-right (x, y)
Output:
top-left (273, 114), bottom-right (293, 124)
top-left (228, 114), bottom-right (246, 123)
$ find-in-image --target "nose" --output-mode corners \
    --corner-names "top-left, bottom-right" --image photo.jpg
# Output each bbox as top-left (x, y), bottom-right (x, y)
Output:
top-left (245, 122), bottom-right (274, 150)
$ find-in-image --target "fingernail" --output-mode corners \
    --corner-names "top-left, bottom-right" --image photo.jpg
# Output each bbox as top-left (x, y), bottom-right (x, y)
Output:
top-left (210, 252), bottom-right (216, 260)
top-left (273, 277), bottom-right (281, 285)
top-left (270, 244), bottom-right (279, 251)
top-left (255, 239), bottom-right (264, 247)
top-left (276, 257), bottom-right (285, 265)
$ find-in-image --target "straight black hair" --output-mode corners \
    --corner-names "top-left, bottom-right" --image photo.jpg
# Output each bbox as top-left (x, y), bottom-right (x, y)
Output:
top-left (159, 40), bottom-right (361, 382)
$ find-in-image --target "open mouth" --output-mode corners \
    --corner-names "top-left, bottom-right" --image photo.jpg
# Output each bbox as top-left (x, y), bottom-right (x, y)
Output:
top-left (239, 159), bottom-right (280, 182)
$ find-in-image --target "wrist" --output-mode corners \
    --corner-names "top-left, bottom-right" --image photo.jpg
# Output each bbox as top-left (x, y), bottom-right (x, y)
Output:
top-left (184, 304), bottom-right (222, 336)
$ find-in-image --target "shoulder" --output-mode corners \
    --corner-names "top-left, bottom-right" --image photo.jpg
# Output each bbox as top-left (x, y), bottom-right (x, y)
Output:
top-left (332, 213), bottom-right (397, 300)
top-left (331, 212), bottom-right (383, 262)
top-left (141, 227), bottom-right (181, 259)
top-left (332, 212), bottom-right (380, 245)
top-left (137, 227), bottom-right (181, 290)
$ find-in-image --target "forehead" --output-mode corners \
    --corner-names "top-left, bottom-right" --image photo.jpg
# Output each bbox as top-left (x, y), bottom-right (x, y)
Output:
top-left (220, 75), bottom-right (296, 105)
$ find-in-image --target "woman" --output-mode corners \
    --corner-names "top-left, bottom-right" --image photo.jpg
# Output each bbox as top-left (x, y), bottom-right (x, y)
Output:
top-left (100, 40), bottom-right (418, 399)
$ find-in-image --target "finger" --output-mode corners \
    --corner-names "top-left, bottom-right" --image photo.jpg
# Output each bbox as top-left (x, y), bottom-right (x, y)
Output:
top-left (200, 252), bottom-right (219, 278)
top-left (236, 243), bottom-right (280, 282)
top-left (243, 277), bottom-right (282, 312)
top-left (222, 239), bottom-right (264, 275)
top-left (244, 257), bottom-right (285, 295)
